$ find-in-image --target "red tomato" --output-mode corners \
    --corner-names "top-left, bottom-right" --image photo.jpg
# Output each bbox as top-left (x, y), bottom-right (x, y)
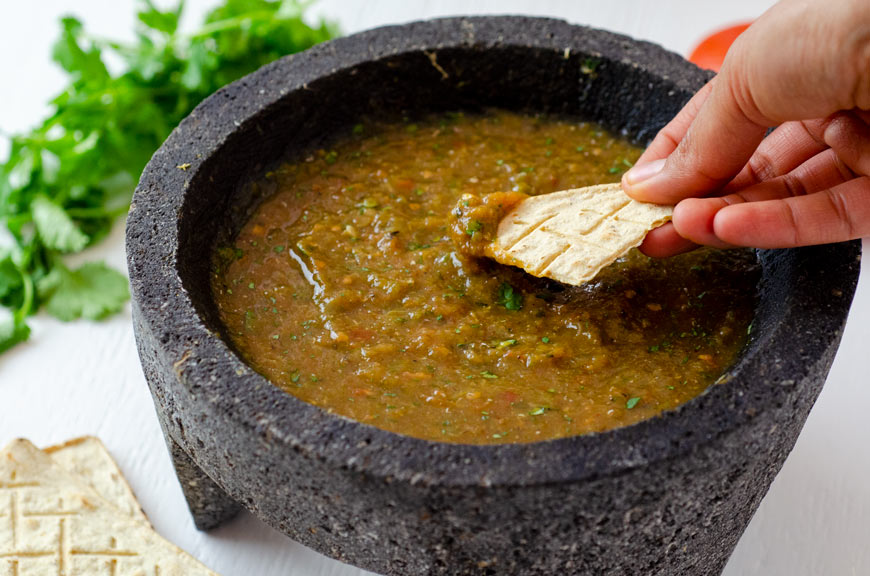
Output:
top-left (688, 23), bottom-right (752, 72)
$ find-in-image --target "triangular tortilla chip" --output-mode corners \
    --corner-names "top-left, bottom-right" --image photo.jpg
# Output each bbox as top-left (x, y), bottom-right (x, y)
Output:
top-left (0, 439), bottom-right (217, 576)
top-left (45, 437), bottom-right (148, 525)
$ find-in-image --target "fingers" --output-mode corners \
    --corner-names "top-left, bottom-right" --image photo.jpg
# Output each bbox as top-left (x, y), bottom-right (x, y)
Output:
top-left (650, 148), bottom-right (854, 253)
top-left (726, 111), bottom-right (869, 191)
top-left (634, 112), bottom-right (868, 256)
top-left (713, 176), bottom-right (870, 248)
top-left (823, 110), bottom-right (870, 176)
top-left (724, 119), bottom-right (828, 191)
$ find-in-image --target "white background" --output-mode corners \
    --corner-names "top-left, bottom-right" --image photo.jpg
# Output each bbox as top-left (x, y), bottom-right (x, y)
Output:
top-left (2, 1), bottom-right (870, 575)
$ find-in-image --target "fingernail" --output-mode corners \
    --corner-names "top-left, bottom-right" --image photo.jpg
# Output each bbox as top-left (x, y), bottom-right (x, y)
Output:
top-left (624, 158), bottom-right (666, 187)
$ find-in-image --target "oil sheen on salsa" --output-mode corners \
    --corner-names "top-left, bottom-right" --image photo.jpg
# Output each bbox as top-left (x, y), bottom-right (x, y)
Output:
top-left (212, 110), bottom-right (759, 444)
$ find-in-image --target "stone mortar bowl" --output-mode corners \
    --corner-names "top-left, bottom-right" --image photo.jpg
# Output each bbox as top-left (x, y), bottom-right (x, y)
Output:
top-left (127, 16), bottom-right (861, 576)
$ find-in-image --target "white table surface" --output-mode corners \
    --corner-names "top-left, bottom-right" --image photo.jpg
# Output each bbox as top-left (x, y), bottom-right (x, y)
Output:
top-left (3, 2), bottom-right (869, 575)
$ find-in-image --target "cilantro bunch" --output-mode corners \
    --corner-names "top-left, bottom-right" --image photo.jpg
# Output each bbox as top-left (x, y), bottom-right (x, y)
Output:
top-left (0, 0), bottom-right (338, 353)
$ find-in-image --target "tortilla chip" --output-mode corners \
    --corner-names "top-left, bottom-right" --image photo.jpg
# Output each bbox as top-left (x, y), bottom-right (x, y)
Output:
top-left (490, 183), bottom-right (673, 285)
top-left (0, 439), bottom-right (217, 576)
top-left (44, 437), bottom-right (148, 525)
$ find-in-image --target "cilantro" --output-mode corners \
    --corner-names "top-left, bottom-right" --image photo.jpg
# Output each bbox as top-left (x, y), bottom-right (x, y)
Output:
top-left (31, 196), bottom-right (89, 252)
top-left (541, 336), bottom-right (550, 344)
top-left (37, 262), bottom-right (129, 322)
top-left (481, 371), bottom-right (498, 379)
top-left (0, 311), bottom-right (30, 354)
top-left (581, 58), bottom-right (600, 74)
top-left (465, 220), bottom-right (483, 236)
top-left (626, 397), bottom-right (641, 410)
top-left (529, 406), bottom-right (547, 416)
top-left (0, 254), bottom-right (24, 306)
top-left (606, 158), bottom-right (634, 175)
top-left (0, 0), bottom-right (339, 353)
top-left (498, 282), bottom-right (523, 311)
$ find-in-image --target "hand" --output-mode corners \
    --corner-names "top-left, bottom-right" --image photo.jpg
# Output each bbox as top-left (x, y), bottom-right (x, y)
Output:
top-left (621, 0), bottom-right (870, 256)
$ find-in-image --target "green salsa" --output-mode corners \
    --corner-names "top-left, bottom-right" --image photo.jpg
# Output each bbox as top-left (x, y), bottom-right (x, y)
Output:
top-left (212, 110), bottom-right (759, 444)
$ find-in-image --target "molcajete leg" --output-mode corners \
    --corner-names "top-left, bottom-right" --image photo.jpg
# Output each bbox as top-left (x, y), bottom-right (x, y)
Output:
top-left (166, 435), bottom-right (242, 530)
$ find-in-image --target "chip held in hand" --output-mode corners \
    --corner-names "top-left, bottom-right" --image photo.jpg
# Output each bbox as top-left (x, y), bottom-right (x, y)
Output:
top-left (451, 183), bottom-right (674, 286)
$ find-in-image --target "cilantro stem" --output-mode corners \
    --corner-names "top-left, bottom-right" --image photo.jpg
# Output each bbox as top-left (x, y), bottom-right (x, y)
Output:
top-left (17, 274), bottom-right (34, 321)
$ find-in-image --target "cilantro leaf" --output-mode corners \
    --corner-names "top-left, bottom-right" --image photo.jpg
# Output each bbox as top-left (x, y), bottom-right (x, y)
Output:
top-left (0, 313), bottom-right (30, 355)
top-left (31, 196), bottom-right (89, 253)
top-left (37, 262), bottom-right (129, 322)
top-left (51, 17), bottom-right (109, 81)
top-left (137, 0), bottom-right (182, 35)
top-left (498, 282), bottom-right (523, 311)
top-left (465, 220), bottom-right (483, 236)
top-left (0, 254), bottom-right (24, 306)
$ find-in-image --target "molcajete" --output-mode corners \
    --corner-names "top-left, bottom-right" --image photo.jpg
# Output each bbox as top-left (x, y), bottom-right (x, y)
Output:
top-left (126, 16), bottom-right (861, 575)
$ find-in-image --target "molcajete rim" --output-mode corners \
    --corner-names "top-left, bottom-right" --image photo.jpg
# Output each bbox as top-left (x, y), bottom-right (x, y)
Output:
top-left (127, 15), bottom-right (861, 490)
